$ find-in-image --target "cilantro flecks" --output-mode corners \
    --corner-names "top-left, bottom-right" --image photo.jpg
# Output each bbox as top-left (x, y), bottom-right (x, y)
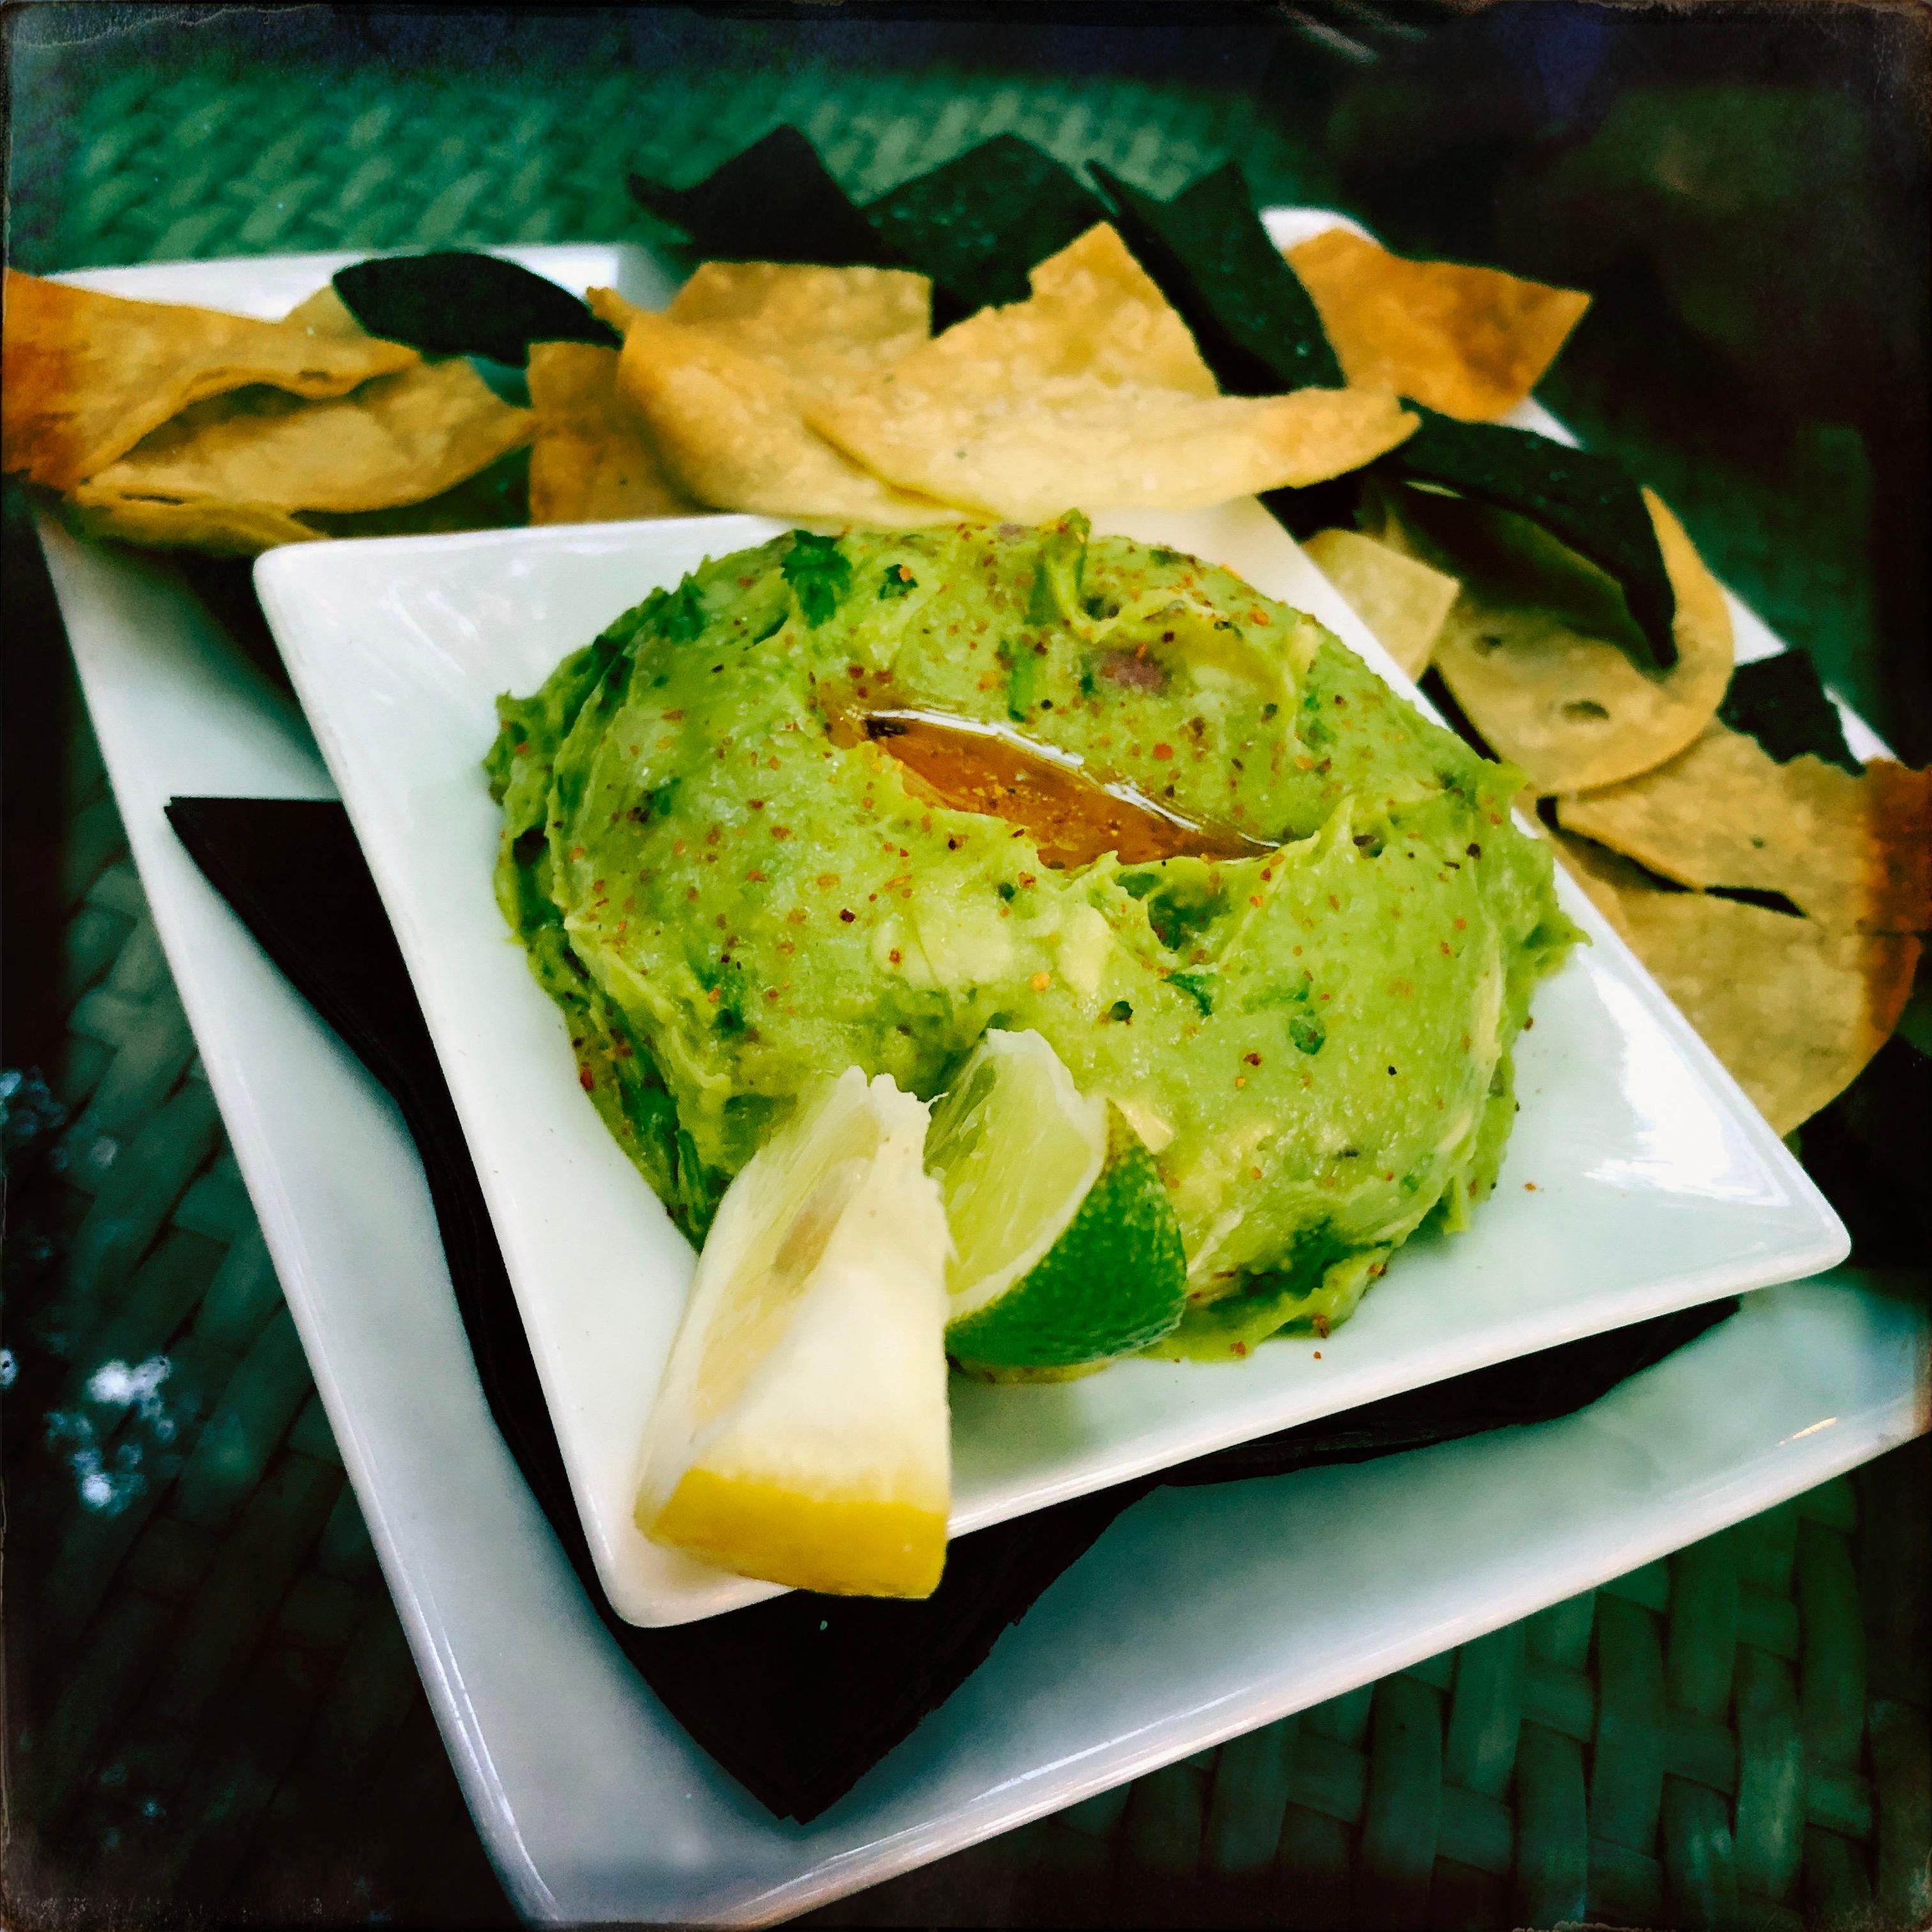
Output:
top-left (878, 563), bottom-right (918, 600)
top-left (1168, 970), bottom-right (1215, 1016)
top-left (783, 531), bottom-right (853, 626)
top-left (659, 577), bottom-right (707, 643)
top-left (1089, 160), bottom-right (1343, 395)
top-left (332, 251), bottom-right (618, 365)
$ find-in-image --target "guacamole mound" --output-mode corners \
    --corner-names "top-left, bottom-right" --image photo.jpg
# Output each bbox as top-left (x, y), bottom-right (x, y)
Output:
top-left (487, 515), bottom-right (1578, 1356)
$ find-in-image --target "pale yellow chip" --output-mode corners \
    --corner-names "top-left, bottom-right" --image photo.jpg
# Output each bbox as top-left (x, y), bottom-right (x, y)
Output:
top-left (1558, 722), bottom-right (1932, 933)
top-left (1547, 827), bottom-right (1647, 937)
top-left (1285, 229), bottom-right (1590, 422)
top-left (1590, 879), bottom-right (1920, 1136)
top-left (665, 261), bottom-right (931, 393)
top-left (1387, 484), bottom-right (1733, 793)
top-left (63, 493), bottom-right (324, 556)
top-left (1300, 526), bottom-right (1459, 678)
top-left (75, 353), bottom-right (530, 519)
top-left (806, 224), bottom-right (1418, 523)
top-left (610, 305), bottom-right (967, 528)
top-left (2, 268), bottom-right (419, 491)
top-left (526, 341), bottom-right (697, 524)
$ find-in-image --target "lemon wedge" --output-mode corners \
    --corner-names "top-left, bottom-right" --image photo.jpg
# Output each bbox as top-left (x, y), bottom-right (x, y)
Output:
top-left (635, 1068), bottom-right (953, 1598)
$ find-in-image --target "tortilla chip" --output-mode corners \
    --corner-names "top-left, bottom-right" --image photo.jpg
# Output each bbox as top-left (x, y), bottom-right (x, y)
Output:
top-left (526, 341), bottom-right (696, 524)
top-left (808, 224), bottom-right (1416, 522)
top-left (1300, 526), bottom-right (1459, 678)
top-left (1602, 884), bottom-right (1919, 1136)
top-left (2, 268), bottom-right (419, 491)
top-left (64, 493), bottom-right (323, 556)
top-left (610, 303), bottom-right (965, 528)
top-left (302, 446), bottom-right (530, 539)
top-left (73, 354), bottom-right (533, 528)
top-left (585, 287), bottom-right (645, 335)
top-left (1285, 229), bottom-right (1590, 422)
top-left (1388, 484), bottom-right (1733, 793)
top-left (1558, 722), bottom-right (1932, 933)
top-left (1548, 827), bottom-right (1649, 937)
top-left (665, 261), bottom-right (931, 392)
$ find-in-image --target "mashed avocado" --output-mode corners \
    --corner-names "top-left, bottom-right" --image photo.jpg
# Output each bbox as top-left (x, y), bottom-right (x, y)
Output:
top-left (487, 516), bottom-right (1578, 1356)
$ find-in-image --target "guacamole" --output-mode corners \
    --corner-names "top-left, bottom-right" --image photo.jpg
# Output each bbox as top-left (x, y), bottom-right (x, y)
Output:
top-left (487, 516), bottom-right (1577, 1354)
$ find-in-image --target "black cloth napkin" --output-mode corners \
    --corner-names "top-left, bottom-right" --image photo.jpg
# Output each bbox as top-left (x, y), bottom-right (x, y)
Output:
top-left (166, 796), bottom-right (1734, 1821)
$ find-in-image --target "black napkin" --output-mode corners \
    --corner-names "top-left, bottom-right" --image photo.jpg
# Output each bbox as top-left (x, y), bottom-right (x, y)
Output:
top-left (166, 797), bottom-right (1733, 1821)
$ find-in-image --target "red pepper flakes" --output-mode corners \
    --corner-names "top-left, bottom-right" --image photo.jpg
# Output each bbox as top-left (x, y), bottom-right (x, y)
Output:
top-left (839, 908), bottom-right (856, 922)
top-left (579, 1066), bottom-right (595, 1091)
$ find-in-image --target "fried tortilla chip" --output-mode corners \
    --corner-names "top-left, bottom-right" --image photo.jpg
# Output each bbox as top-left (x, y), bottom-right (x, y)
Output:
top-left (665, 261), bottom-right (931, 390)
top-left (1285, 229), bottom-right (1590, 422)
top-left (1300, 526), bottom-right (1459, 678)
top-left (2, 269), bottom-right (419, 491)
top-left (1388, 484), bottom-right (1733, 793)
top-left (1547, 826), bottom-right (1647, 937)
top-left (526, 341), bottom-right (696, 524)
top-left (1558, 722), bottom-right (1932, 933)
top-left (607, 285), bottom-right (967, 528)
top-left (807, 224), bottom-right (1417, 523)
top-left (64, 493), bottom-right (323, 556)
top-left (72, 350), bottom-right (533, 539)
top-left (1600, 883), bottom-right (1920, 1135)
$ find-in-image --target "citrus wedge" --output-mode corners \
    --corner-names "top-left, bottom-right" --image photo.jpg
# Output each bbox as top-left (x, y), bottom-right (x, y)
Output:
top-left (635, 1068), bottom-right (952, 1598)
top-left (927, 1029), bottom-right (1188, 1370)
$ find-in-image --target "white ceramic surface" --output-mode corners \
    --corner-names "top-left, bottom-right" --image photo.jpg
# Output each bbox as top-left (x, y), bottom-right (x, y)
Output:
top-left (257, 494), bottom-right (1845, 1627)
top-left (38, 239), bottom-right (1922, 1924)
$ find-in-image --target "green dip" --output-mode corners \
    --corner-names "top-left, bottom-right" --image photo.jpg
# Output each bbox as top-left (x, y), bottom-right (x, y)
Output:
top-left (487, 516), bottom-right (1578, 1356)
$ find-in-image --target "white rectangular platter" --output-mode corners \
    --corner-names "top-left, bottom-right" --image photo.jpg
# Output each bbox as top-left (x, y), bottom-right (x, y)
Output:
top-left (36, 238), bottom-right (1922, 1922)
top-left (257, 493), bottom-right (1845, 1627)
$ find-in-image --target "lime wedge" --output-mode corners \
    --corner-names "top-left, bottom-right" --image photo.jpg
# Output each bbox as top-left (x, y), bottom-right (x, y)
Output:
top-left (635, 1068), bottom-right (952, 1598)
top-left (928, 1029), bottom-right (1188, 1370)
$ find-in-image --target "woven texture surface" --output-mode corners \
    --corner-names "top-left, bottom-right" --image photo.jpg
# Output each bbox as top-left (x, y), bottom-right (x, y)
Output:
top-left (4, 14), bottom-right (1927, 1927)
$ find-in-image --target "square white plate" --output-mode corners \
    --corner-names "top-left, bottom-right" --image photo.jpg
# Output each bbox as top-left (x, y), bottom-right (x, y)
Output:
top-left (38, 238), bottom-right (1920, 1924)
top-left (257, 482), bottom-right (1846, 1627)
